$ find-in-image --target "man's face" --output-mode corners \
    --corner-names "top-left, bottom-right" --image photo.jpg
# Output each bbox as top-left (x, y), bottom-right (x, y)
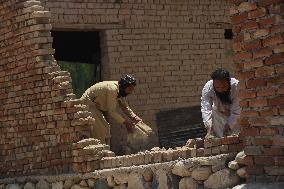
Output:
top-left (213, 79), bottom-right (229, 93)
top-left (124, 85), bottom-right (135, 95)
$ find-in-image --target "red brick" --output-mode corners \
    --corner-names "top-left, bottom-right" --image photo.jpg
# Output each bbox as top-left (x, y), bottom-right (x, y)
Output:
top-left (267, 75), bottom-right (284, 87)
top-left (240, 127), bottom-right (259, 137)
top-left (269, 4), bottom-right (284, 14)
top-left (241, 110), bottom-right (258, 117)
top-left (250, 117), bottom-right (269, 126)
top-left (255, 156), bottom-right (274, 165)
top-left (237, 71), bottom-right (255, 80)
top-left (221, 136), bottom-right (240, 145)
top-left (273, 137), bottom-right (284, 146)
top-left (234, 33), bottom-right (244, 43)
top-left (263, 148), bottom-right (283, 156)
top-left (274, 44), bottom-right (284, 54)
top-left (280, 106), bottom-right (284, 115)
top-left (232, 12), bottom-right (248, 24)
top-left (260, 128), bottom-right (277, 136)
top-left (263, 34), bottom-right (284, 47)
top-left (253, 48), bottom-right (273, 59)
top-left (265, 53), bottom-right (284, 65)
top-left (249, 98), bottom-right (267, 107)
top-left (228, 0), bottom-right (243, 5)
top-left (243, 156), bottom-right (254, 166)
top-left (243, 59), bottom-right (263, 69)
top-left (248, 7), bottom-right (267, 19)
top-left (268, 96), bottom-right (284, 106)
top-left (259, 0), bottom-right (282, 7)
top-left (233, 42), bottom-right (242, 52)
top-left (241, 21), bottom-right (259, 31)
top-left (259, 16), bottom-right (279, 28)
top-left (234, 62), bottom-right (244, 71)
top-left (233, 52), bottom-right (252, 62)
top-left (239, 117), bottom-right (250, 126)
top-left (253, 29), bottom-right (270, 39)
top-left (257, 88), bottom-right (276, 97)
top-left (239, 100), bottom-right (249, 108)
top-left (246, 78), bottom-right (267, 88)
top-left (246, 166), bottom-right (264, 174)
top-left (255, 66), bottom-right (275, 77)
top-left (255, 138), bottom-right (272, 146)
top-left (238, 2), bottom-right (257, 12)
top-left (275, 157), bottom-right (284, 166)
top-left (270, 25), bottom-right (282, 34)
top-left (232, 24), bottom-right (241, 34)
top-left (243, 40), bottom-right (261, 51)
top-left (278, 84), bottom-right (284, 95)
top-left (259, 108), bottom-right (279, 116)
top-left (239, 90), bottom-right (256, 99)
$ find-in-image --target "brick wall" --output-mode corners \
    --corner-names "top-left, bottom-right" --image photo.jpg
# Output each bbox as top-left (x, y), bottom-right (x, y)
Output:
top-left (230, 0), bottom-right (284, 181)
top-left (0, 0), bottom-right (93, 177)
top-left (41, 0), bottom-right (233, 128)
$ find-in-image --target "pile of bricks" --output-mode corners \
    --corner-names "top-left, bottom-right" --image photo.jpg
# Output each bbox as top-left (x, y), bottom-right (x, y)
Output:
top-left (99, 136), bottom-right (243, 170)
top-left (230, 0), bottom-right (284, 181)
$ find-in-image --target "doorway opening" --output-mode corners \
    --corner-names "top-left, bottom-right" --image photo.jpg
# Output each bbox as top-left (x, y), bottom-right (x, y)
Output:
top-left (51, 31), bottom-right (101, 98)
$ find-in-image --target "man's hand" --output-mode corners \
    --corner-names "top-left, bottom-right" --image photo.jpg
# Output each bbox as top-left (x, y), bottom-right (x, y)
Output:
top-left (124, 119), bottom-right (135, 133)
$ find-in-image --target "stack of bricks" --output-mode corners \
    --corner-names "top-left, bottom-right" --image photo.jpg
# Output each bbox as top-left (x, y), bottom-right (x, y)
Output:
top-left (230, 0), bottom-right (284, 181)
top-left (0, 0), bottom-right (95, 176)
top-left (99, 136), bottom-right (243, 170)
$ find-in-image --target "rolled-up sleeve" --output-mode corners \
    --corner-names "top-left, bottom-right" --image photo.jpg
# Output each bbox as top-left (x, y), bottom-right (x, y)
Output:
top-left (201, 82), bottom-right (213, 129)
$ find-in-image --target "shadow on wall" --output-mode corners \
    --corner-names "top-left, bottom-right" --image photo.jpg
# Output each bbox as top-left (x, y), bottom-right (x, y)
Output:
top-left (157, 106), bottom-right (206, 148)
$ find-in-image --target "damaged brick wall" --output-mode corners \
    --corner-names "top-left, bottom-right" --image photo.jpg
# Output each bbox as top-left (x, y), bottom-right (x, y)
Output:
top-left (0, 0), bottom-right (94, 177)
top-left (230, 0), bottom-right (284, 181)
top-left (40, 0), bottom-right (233, 128)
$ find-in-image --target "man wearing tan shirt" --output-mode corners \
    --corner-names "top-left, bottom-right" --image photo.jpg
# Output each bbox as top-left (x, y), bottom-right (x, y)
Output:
top-left (80, 75), bottom-right (142, 145)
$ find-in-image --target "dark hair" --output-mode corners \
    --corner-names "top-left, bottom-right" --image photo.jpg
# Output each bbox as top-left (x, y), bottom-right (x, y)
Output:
top-left (118, 74), bottom-right (136, 88)
top-left (211, 68), bottom-right (230, 82)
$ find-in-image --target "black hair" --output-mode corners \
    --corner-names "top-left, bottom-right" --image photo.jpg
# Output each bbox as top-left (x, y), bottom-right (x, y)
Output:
top-left (118, 75), bottom-right (136, 97)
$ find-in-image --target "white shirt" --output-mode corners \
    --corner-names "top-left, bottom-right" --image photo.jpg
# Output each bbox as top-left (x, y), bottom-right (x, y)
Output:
top-left (201, 78), bottom-right (240, 133)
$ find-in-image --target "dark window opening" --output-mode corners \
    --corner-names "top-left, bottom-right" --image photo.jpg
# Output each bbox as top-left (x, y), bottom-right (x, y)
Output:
top-left (156, 106), bottom-right (206, 148)
top-left (224, 29), bottom-right (233, 39)
top-left (51, 31), bottom-right (101, 98)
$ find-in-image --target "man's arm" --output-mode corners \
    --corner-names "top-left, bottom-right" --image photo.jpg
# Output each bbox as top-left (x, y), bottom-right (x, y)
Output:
top-left (106, 87), bottom-right (125, 125)
top-left (118, 98), bottom-right (140, 122)
top-left (201, 82), bottom-right (213, 137)
top-left (227, 85), bottom-right (240, 131)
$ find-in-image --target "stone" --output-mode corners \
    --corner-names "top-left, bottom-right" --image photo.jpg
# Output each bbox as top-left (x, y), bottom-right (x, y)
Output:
top-left (24, 183), bottom-right (35, 189)
top-left (179, 177), bottom-right (198, 189)
top-left (107, 176), bottom-right (116, 187)
top-left (232, 183), bottom-right (284, 189)
top-left (36, 180), bottom-right (49, 189)
top-left (155, 169), bottom-right (169, 189)
top-left (192, 166), bottom-right (212, 181)
top-left (94, 179), bottom-right (110, 189)
top-left (143, 169), bottom-right (153, 182)
top-left (70, 185), bottom-right (81, 189)
top-left (172, 160), bottom-right (193, 177)
top-left (235, 151), bottom-right (246, 165)
top-left (237, 167), bottom-right (249, 178)
top-left (113, 185), bottom-right (127, 189)
top-left (5, 184), bottom-right (20, 189)
top-left (127, 172), bottom-right (145, 189)
top-left (114, 172), bottom-right (129, 184)
top-left (229, 160), bottom-right (240, 170)
top-left (64, 180), bottom-right (73, 189)
top-left (87, 179), bottom-right (96, 188)
top-left (185, 139), bottom-right (196, 148)
top-left (52, 182), bottom-right (63, 189)
top-left (204, 168), bottom-right (240, 189)
top-left (212, 163), bottom-right (225, 173)
top-left (79, 180), bottom-right (88, 187)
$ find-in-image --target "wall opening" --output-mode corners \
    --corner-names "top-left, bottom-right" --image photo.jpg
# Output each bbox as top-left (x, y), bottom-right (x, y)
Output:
top-left (51, 31), bottom-right (102, 98)
top-left (156, 106), bottom-right (206, 148)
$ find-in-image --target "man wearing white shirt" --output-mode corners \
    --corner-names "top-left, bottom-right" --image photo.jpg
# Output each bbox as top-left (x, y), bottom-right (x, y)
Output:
top-left (201, 68), bottom-right (240, 138)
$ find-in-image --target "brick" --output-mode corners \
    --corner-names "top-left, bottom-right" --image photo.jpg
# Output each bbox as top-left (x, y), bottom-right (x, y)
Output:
top-left (241, 110), bottom-right (258, 117)
top-left (240, 127), bottom-right (259, 137)
top-left (221, 136), bottom-right (240, 145)
top-left (255, 66), bottom-right (275, 77)
top-left (230, 6), bottom-right (239, 15)
top-left (243, 40), bottom-right (261, 51)
top-left (250, 117), bottom-right (269, 126)
top-left (273, 137), bottom-right (284, 146)
top-left (233, 52), bottom-right (252, 62)
top-left (259, 108), bottom-right (279, 116)
top-left (257, 88), bottom-right (276, 97)
top-left (246, 78), bottom-right (267, 88)
top-left (239, 100), bottom-right (249, 108)
top-left (259, 0), bottom-right (282, 7)
top-left (239, 90), bottom-right (256, 99)
top-left (243, 59), bottom-right (263, 69)
top-left (274, 44), bottom-right (284, 54)
top-left (255, 156), bottom-right (274, 165)
top-left (253, 48), bottom-right (273, 59)
top-left (237, 71), bottom-right (255, 80)
top-left (263, 148), bottom-right (283, 156)
top-left (255, 138), bottom-right (272, 146)
top-left (248, 7), bottom-right (267, 19)
top-left (238, 2), bottom-right (257, 12)
top-left (253, 29), bottom-right (270, 39)
top-left (260, 128), bottom-right (277, 136)
top-left (246, 166), bottom-right (265, 174)
top-left (267, 75), bottom-right (284, 87)
top-left (263, 34), bottom-right (284, 47)
top-left (264, 166), bottom-right (284, 176)
top-left (265, 53), bottom-right (284, 65)
top-left (249, 98), bottom-right (267, 108)
top-left (268, 96), bottom-right (284, 106)
top-left (244, 146), bottom-right (262, 155)
top-left (232, 12), bottom-right (248, 24)
top-left (259, 16), bottom-right (280, 28)
top-left (242, 20), bottom-right (259, 31)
